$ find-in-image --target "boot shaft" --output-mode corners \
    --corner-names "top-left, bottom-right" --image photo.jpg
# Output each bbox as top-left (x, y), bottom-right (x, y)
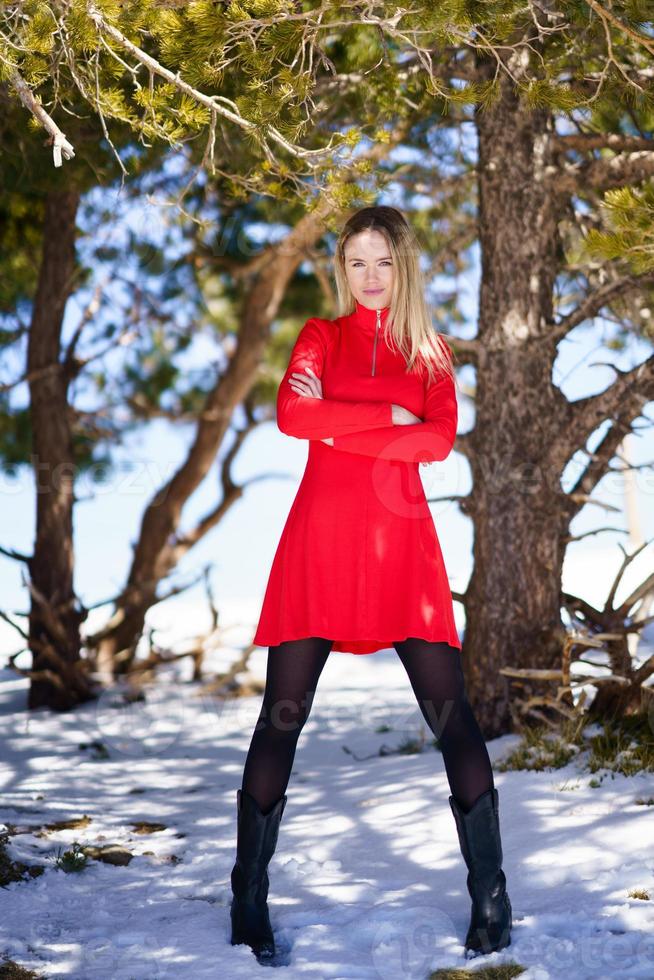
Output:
top-left (231, 788), bottom-right (287, 905)
top-left (449, 786), bottom-right (503, 878)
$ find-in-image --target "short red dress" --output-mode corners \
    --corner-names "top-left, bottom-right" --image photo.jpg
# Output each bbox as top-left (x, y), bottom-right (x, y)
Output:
top-left (252, 299), bottom-right (461, 654)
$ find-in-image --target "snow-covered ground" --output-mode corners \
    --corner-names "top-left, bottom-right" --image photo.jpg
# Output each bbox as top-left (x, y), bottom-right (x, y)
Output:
top-left (0, 638), bottom-right (653, 980)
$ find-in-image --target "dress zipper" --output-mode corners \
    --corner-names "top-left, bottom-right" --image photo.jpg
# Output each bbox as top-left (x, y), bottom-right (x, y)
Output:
top-left (371, 308), bottom-right (380, 376)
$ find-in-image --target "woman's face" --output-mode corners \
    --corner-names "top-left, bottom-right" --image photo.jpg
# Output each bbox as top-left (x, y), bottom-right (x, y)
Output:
top-left (343, 229), bottom-right (394, 309)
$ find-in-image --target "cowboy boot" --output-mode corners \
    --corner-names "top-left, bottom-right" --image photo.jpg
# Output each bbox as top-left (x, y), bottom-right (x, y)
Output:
top-left (449, 786), bottom-right (512, 955)
top-left (230, 787), bottom-right (287, 962)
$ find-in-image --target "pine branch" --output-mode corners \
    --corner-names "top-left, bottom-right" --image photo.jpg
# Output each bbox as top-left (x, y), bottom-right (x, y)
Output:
top-left (585, 0), bottom-right (654, 58)
top-left (85, 2), bottom-right (340, 166)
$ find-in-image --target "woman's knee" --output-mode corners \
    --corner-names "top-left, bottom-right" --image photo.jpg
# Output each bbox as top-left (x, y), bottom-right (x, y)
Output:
top-left (254, 694), bottom-right (314, 738)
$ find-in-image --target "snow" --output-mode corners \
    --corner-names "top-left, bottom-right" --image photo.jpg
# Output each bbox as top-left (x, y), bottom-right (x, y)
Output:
top-left (0, 645), bottom-right (653, 979)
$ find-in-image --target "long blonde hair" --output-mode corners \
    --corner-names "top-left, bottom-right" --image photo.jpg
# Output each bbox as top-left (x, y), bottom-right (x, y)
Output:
top-left (333, 206), bottom-right (458, 386)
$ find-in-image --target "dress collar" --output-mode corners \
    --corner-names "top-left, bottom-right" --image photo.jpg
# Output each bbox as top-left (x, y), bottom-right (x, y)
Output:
top-left (349, 298), bottom-right (391, 333)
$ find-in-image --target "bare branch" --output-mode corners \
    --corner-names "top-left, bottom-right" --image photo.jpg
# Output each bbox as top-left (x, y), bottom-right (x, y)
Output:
top-left (0, 609), bottom-right (28, 640)
top-left (605, 538), bottom-right (652, 613)
top-left (549, 271), bottom-right (654, 343)
top-left (448, 335), bottom-right (481, 363)
top-left (563, 525), bottom-right (627, 543)
top-left (0, 544), bottom-right (30, 563)
top-left (552, 133), bottom-right (654, 153)
top-left (561, 355), bottom-right (654, 503)
top-left (8, 67), bottom-right (75, 166)
top-left (634, 652), bottom-right (654, 685)
top-left (556, 149), bottom-right (654, 195)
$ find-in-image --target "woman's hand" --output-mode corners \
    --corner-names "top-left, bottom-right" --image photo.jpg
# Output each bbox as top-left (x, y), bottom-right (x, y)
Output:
top-left (288, 367), bottom-right (333, 444)
top-left (392, 404), bottom-right (422, 425)
top-left (288, 366), bottom-right (322, 399)
top-left (392, 404), bottom-right (428, 467)
top-left (392, 404), bottom-right (431, 467)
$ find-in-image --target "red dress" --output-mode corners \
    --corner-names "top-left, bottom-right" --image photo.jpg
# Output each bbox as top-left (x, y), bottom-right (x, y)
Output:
top-left (252, 299), bottom-right (461, 654)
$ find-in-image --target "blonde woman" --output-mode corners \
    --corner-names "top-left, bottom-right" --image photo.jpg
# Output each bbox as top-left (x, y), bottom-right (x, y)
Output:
top-left (230, 206), bottom-right (512, 963)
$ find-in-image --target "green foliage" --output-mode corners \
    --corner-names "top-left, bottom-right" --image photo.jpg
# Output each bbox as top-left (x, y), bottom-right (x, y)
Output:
top-left (1, 0), bottom-right (652, 209)
top-left (342, 26), bottom-right (385, 71)
top-left (0, 403), bottom-right (32, 475)
top-left (523, 79), bottom-right (579, 112)
top-left (22, 7), bottom-right (56, 56)
top-left (64, 4), bottom-right (99, 53)
top-left (429, 964), bottom-right (527, 980)
top-left (497, 712), bottom-right (654, 775)
top-left (496, 723), bottom-right (582, 772)
top-left (0, 194), bottom-right (45, 309)
top-left (54, 841), bottom-right (88, 873)
top-left (17, 53), bottom-right (51, 88)
top-left (583, 185), bottom-right (654, 274)
top-left (585, 712), bottom-right (654, 775)
top-left (0, 46), bottom-right (17, 82)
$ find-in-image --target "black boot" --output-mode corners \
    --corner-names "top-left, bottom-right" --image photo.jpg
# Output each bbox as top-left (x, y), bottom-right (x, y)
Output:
top-left (449, 786), bottom-right (512, 955)
top-left (230, 787), bottom-right (287, 963)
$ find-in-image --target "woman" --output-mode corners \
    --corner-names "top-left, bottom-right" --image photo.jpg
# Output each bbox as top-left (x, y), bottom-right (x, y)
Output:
top-left (230, 206), bottom-right (512, 963)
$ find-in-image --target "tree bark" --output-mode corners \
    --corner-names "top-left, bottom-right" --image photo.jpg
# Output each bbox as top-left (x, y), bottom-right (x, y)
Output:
top-left (26, 189), bottom-right (92, 711)
top-left (462, 49), bottom-right (576, 735)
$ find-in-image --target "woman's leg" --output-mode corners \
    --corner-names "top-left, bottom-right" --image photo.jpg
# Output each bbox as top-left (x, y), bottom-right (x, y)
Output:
top-left (393, 637), bottom-right (493, 812)
top-left (241, 636), bottom-right (333, 814)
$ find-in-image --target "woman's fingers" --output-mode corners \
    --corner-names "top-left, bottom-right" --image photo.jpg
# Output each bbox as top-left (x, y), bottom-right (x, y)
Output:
top-left (391, 404), bottom-right (422, 425)
top-left (289, 368), bottom-right (322, 398)
top-left (305, 367), bottom-right (322, 396)
top-left (289, 377), bottom-right (311, 394)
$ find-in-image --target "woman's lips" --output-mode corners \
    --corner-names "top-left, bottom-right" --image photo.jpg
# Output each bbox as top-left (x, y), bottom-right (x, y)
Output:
top-left (363, 288), bottom-right (384, 294)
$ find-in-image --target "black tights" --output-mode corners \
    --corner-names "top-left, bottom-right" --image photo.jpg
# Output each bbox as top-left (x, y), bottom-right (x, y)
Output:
top-left (241, 636), bottom-right (493, 815)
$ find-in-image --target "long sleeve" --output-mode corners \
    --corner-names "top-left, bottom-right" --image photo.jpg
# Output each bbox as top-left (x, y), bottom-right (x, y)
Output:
top-left (276, 317), bottom-right (393, 439)
top-left (331, 362), bottom-right (458, 463)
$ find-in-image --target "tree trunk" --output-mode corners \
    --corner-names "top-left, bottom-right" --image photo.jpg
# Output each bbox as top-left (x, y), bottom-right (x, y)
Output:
top-left (26, 189), bottom-right (93, 711)
top-left (462, 52), bottom-right (572, 736)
